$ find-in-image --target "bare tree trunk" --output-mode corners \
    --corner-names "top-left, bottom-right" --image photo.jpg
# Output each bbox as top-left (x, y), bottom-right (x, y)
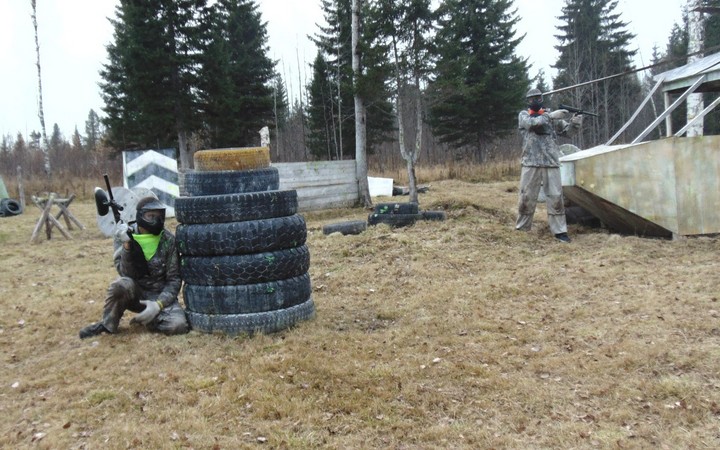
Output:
top-left (177, 129), bottom-right (190, 169)
top-left (687, 0), bottom-right (704, 137)
top-left (273, 82), bottom-right (281, 159)
top-left (31, 0), bottom-right (51, 176)
top-left (352, 0), bottom-right (371, 207)
top-left (297, 47), bottom-right (308, 159)
top-left (391, 34), bottom-right (420, 203)
top-left (337, 21), bottom-right (343, 160)
top-left (17, 166), bottom-right (25, 211)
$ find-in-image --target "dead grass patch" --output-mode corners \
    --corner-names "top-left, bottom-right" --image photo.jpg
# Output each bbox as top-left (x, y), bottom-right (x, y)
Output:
top-left (1, 179), bottom-right (719, 449)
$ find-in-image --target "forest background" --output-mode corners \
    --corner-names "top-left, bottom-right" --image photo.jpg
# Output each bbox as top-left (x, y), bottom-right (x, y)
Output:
top-left (0, 0), bottom-right (716, 198)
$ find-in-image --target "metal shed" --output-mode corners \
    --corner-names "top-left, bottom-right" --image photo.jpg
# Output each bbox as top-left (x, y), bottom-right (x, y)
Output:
top-left (560, 53), bottom-right (720, 238)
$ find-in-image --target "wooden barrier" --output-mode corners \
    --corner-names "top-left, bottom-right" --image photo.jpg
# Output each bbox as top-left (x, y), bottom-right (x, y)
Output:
top-left (273, 160), bottom-right (359, 212)
top-left (30, 193), bottom-right (86, 243)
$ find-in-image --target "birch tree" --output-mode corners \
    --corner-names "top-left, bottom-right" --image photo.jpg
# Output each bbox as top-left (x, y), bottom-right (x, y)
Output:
top-left (352, 0), bottom-right (371, 207)
top-left (30, 0), bottom-right (51, 176)
top-left (371, 0), bottom-right (434, 203)
top-left (686, 0), bottom-right (704, 137)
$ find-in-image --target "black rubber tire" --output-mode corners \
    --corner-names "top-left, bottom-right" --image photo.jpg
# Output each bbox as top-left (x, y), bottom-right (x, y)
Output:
top-left (183, 273), bottom-right (311, 314)
top-left (368, 212), bottom-right (421, 228)
top-left (322, 220), bottom-right (367, 236)
top-left (0, 198), bottom-right (22, 216)
top-left (186, 297), bottom-right (316, 336)
top-left (174, 190), bottom-right (298, 225)
top-left (180, 245), bottom-right (310, 285)
top-left (176, 214), bottom-right (307, 256)
top-left (374, 202), bottom-right (419, 215)
top-left (179, 167), bottom-right (279, 197)
top-left (420, 210), bottom-right (446, 221)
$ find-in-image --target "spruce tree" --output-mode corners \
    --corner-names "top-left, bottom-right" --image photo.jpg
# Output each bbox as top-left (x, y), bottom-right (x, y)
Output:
top-left (100, 0), bottom-right (204, 165)
top-left (427, 0), bottom-right (529, 160)
top-left (197, 0), bottom-right (275, 148)
top-left (307, 51), bottom-right (338, 159)
top-left (84, 110), bottom-right (102, 154)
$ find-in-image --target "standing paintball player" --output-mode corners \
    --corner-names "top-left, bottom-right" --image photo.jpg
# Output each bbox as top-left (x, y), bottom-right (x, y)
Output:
top-left (79, 196), bottom-right (189, 338)
top-left (516, 88), bottom-right (583, 243)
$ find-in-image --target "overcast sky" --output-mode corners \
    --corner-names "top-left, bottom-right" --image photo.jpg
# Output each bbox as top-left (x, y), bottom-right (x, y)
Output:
top-left (0, 0), bottom-right (688, 139)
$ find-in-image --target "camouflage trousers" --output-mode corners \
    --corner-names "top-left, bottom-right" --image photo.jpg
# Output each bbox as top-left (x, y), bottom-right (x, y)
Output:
top-left (515, 166), bottom-right (567, 235)
top-left (101, 277), bottom-right (189, 335)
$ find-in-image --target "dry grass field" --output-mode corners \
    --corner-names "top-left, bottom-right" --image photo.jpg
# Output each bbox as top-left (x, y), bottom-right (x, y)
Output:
top-left (1, 178), bottom-right (719, 449)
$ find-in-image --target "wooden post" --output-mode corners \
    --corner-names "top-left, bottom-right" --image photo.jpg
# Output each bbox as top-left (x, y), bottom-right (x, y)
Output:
top-left (17, 166), bottom-right (25, 211)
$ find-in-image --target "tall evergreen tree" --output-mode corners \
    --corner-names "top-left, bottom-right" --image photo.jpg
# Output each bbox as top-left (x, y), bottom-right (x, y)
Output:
top-left (272, 74), bottom-right (290, 129)
top-left (100, 0), bottom-right (205, 167)
top-left (197, 0), bottom-right (275, 148)
top-left (307, 51), bottom-right (339, 159)
top-left (85, 109), bottom-right (102, 153)
top-left (427, 0), bottom-right (529, 160)
top-left (553, 0), bottom-right (641, 146)
top-left (49, 124), bottom-right (63, 161)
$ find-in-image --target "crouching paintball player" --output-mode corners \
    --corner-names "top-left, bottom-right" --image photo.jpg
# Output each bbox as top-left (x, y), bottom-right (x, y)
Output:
top-left (79, 196), bottom-right (189, 338)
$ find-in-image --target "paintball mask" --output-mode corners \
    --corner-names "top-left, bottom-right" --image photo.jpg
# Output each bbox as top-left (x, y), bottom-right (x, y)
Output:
top-left (526, 88), bottom-right (543, 112)
top-left (135, 196), bottom-right (166, 235)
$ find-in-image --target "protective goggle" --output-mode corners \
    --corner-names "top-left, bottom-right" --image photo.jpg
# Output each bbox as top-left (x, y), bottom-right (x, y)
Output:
top-left (140, 209), bottom-right (165, 223)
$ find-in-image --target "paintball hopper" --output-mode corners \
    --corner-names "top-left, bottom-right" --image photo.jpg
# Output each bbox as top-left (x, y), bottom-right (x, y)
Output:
top-left (94, 187), bottom-right (115, 217)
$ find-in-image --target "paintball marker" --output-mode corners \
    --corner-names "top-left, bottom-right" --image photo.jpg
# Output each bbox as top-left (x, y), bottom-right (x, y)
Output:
top-left (558, 104), bottom-right (599, 118)
top-left (94, 174), bottom-right (124, 223)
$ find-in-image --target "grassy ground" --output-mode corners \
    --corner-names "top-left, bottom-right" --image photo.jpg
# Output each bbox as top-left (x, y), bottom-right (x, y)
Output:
top-left (1, 179), bottom-right (719, 449)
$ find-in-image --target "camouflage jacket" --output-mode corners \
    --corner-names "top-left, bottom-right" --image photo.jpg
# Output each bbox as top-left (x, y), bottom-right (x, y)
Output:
top-left (113, 229), bottom-right (181, 308)
top-left (518, 110), bottom-right (579, 168)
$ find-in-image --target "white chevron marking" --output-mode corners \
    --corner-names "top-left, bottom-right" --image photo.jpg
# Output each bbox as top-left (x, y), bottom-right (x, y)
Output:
top-left (125, 150), bottom-right (178, 175)
top-left (133, 175), bottom-right (180, 197)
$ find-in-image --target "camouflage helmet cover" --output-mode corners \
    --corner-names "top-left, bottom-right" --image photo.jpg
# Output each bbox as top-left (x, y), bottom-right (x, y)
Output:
top-left (526, 88), bottom-right (543, 99)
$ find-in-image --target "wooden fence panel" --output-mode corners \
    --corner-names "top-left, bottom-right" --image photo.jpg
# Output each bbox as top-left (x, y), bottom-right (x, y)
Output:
top-left (273, 161), bottom-right (359, 212)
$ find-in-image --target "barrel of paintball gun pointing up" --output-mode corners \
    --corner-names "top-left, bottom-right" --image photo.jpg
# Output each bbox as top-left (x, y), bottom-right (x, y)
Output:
top-left (559, 104), bottom-right (599, 118)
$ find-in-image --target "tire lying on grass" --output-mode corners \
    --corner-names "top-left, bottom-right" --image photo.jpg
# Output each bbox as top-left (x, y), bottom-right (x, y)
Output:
top-left (368, 212), bottom-right (422, 228)
top-left (322, 220), bottom-right (367, 236)
top-left (193, 147), bottom-right (271, 171)
top-left (174, 190), bottom-right (298, 225)
top-left (186, 297), bottom-right (316, 336)
top-left (183, 273), bottom-right (311, 314)
top-left (374, 202), bottom-right (419, 215)
top-left (180, 167), bottom-right (279, 197)
top-left (181, 245), bottom-right (310, 285)
top-left (177, 214), bottom-right (307, 256)
top-left (0, 198), bottom-right (22, 217)
top-left (420, 210), bottom-right (446, 221)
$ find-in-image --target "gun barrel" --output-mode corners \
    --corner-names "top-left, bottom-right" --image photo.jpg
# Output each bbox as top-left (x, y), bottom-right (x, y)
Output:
top-left (102, 173), bottom-right (123, 223)
top-left (559, 104), bottom-right (599, 117)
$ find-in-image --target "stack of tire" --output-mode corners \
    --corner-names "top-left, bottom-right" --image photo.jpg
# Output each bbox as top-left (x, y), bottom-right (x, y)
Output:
top-left (367, 202), bottom-right (446, 228)
top-left (174, 147), bottom-right (315, 336)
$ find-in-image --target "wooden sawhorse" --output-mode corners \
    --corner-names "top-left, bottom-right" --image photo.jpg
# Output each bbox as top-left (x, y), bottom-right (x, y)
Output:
top-left (30, 193), bottom-right (86, 243)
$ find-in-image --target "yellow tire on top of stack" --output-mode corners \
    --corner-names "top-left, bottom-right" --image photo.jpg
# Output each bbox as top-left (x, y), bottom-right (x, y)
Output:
top-left (194, 146), bottom-right (271, 171)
